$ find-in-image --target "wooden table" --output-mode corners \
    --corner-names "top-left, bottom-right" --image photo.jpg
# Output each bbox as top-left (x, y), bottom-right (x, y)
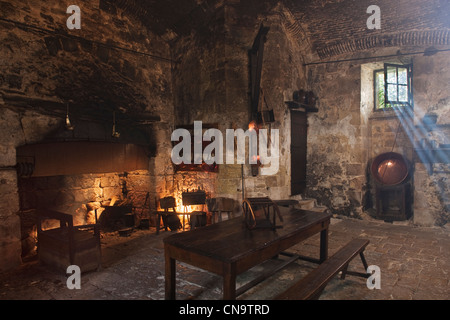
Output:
top-left (164, 209), bottom-right (332, 300)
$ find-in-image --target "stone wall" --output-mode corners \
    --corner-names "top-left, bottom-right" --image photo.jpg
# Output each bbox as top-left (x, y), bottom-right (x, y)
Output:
top-left (305, 48), bottom-right (450, 225)
top-left (18, 170), bottom-right (150, 258)
top-left (305, 59), bottom-right (364, 216)
top-left (0, 0), bottom-right (173, 271)
top-left (412, 53), bottom-right (450, 226)
top-left (167, 3), bottom-right (310, 206)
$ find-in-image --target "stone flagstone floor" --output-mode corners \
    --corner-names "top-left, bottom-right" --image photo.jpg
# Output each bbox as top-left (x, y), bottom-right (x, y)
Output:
top-left (0, 215), bottom-right (449, 300)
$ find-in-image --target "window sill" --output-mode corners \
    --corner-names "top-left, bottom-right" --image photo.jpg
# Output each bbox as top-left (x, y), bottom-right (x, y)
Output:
top-left (369, 108), bottom-right (411, 120)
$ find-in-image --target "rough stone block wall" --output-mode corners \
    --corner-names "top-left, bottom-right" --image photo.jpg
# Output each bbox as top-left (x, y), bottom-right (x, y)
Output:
top-left (18, 170), bottom-right (150, 258)
top-left (0, 169), bottom-right (22, 271)
top-left (168, 3), bottom-right (309, 206)
top-left (412, 54), bottom-right (450, 226)
top-left (305, 61), bottom-right (364, 216)
top-left (305, 49), bottom-right (450, 225)
top-left (414, 163), bottom-right (450, 226)
top-left (0, 0), bottom-right (173, 271)
top-left (0, 108), bottom-right (28, 271)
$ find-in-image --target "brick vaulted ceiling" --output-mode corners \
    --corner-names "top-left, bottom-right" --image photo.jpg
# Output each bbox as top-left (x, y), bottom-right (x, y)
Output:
top-left (287, 0), bottom-right (450, 59)
top-left (108, 0), bottom-right (450, 59)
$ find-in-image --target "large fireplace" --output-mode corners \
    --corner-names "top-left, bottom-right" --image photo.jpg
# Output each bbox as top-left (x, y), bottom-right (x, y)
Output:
top-left (16, 141), bottom-right (151, 259)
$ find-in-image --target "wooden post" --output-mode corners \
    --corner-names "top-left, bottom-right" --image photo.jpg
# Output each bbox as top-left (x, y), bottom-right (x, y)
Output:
top-left (223, 262), bottom-right (237, 300)
top-left (319, 226), bottom-right (329, 263)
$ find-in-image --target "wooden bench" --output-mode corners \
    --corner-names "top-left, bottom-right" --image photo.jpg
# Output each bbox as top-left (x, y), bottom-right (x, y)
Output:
top-left (276, 238), bottom-right (370, 300)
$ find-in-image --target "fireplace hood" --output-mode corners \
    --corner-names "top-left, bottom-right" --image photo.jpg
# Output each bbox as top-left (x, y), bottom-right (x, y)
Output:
top-left (17, 141), bottom-right (149, 177)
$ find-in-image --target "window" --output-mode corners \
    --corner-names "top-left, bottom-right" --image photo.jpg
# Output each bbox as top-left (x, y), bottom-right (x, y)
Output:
top-left (374, 69), bottom-right (387, 109)
top-left (374, 63), bottom-right (413, 110)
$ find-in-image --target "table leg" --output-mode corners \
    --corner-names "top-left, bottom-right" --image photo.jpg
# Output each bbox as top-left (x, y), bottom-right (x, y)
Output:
top-left (156, 214), bottom-right (161, 235)
top-left (165, 250), bottom-right (176, 300)
top-left (223, 262), bottom-right (236, 300)
top-left (319, 227), bottom-right (329, 262)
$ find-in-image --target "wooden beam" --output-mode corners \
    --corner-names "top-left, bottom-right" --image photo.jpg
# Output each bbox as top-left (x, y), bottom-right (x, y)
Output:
top-left (249, 24), bottom-right (269, 121)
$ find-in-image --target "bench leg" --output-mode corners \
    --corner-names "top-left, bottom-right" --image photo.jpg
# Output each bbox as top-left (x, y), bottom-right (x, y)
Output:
top-left (341, 263), bottom-right (349, 279)
top-left (340, 250), bottom-right (370, 280)
top-left (310, 288), bottom-right (325, 300)
top-left (319, 228), bottom-right (329, 262)
top-left (360, 252), bottom-right (369, 270)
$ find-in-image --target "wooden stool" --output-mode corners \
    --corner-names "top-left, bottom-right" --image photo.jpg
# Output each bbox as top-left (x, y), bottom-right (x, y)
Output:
top-left (155, 196), bottom-right (181, 234)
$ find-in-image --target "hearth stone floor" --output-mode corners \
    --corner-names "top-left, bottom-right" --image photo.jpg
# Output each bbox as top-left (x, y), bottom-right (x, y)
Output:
top-left (0, 215), bottom-right (449, 301)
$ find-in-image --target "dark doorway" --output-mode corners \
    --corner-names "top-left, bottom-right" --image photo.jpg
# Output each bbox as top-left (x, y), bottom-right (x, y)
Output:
top-left (291, 110), bottom-right (307, 195)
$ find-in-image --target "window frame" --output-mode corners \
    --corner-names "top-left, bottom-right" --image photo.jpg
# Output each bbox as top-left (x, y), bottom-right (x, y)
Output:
top-left (373, 69), bottom-right (388, 110)
top-left (373, 63), bottom-right (413, 111)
